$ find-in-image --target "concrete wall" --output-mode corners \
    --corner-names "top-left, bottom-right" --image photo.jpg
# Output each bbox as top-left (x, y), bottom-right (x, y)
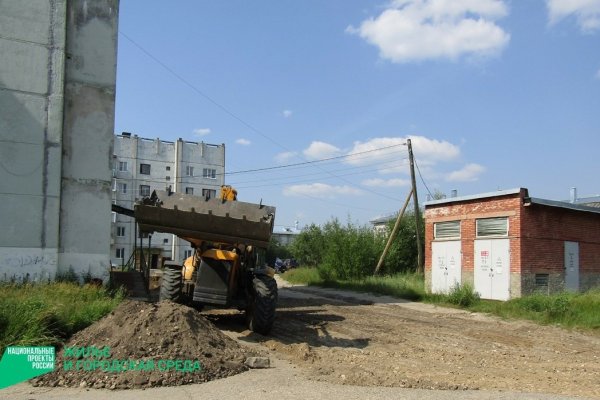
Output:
top-left (0, 0), bottom-right (119, 281)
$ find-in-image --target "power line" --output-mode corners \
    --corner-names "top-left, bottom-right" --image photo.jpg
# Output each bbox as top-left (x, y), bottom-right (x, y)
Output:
top-left (119, 31), bottom-right (408, 204)
top-left (414, 156), bottom-right (433, 198)
top-left (119, 31), bottom-right (289, 151)
top-left (225, 143), bottom-right (407, 176)
top-left (228, 156), bottom-right (406, 186)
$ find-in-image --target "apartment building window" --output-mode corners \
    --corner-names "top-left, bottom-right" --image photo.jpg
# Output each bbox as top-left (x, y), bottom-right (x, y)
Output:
top-left (202, 188), bottom-right (217, 199)
top-left (139, 231), bottom-right (149, 239)
top-left (118, 183), bottom-right (127, 194)
top-left (186, 165), bottom-right (194, 176)
top-left (166, 176), bottom-right (170, 181)
top-left (203, 168), bottom-right (216, 179)
top-left (116, 226), bottom-right (125, 237)
top-left (118, 161), bottom-right (128, 172)
top-left (140, 163), bottom-right (151, 175)
top-left (166, 166), bottom-right (171, 171)
top-left (183, 250), bottom-right (193, 259)
top-left (185, 187), bottom-right (194, 195)
top-left (116, 248), bottom-right (125, 258)
top-left (139, 185), bottom-right (151, 197)
top-left (163, 238), bottom-right (169, 244)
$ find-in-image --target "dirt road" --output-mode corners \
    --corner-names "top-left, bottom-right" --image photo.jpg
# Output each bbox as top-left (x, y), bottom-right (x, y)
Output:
top-left (209, 278), bottom-right (600, 399)
top-left (3, 278), bottom-right (599, 399)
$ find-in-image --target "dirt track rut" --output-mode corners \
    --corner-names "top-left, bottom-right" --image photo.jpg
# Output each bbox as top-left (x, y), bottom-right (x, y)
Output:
top-left (208, 280), bottom-right (600, 399)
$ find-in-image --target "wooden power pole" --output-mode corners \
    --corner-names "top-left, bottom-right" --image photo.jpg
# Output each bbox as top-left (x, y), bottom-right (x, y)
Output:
top-left (407, 139), bottom-right (424, 274)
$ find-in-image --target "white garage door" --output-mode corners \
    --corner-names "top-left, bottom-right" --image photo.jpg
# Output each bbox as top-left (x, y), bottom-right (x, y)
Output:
top-left (431, 241), bottom-right (462, 293)
top-left (474, 239), bottom-right (510, 300)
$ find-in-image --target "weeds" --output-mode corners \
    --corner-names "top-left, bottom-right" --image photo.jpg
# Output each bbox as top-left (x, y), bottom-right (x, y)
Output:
top-left (0, 281), bottom-right (124, 354)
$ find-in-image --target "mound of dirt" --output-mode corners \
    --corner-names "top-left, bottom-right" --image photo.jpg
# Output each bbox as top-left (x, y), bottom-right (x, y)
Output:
top-left (31, 300), bottom-right (260, 389)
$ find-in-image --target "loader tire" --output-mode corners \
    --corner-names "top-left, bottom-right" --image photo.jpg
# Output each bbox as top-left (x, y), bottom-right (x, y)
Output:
top-left (247, 275), bottom-right (277, 335)
top-left (160, 263), bottom-right (182, 303)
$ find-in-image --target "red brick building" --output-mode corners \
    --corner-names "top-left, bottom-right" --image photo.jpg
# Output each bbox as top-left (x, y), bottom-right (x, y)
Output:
top-left (424, 188), bottom-right (600, 300)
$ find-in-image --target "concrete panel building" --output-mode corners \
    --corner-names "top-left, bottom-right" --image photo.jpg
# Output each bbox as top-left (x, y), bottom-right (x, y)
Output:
top-left (0, 0), bottom-right (119, 281)
top-left (111, 134), bottom-right (225, 267)
top-left (424, 188), bottom-right (600, 300)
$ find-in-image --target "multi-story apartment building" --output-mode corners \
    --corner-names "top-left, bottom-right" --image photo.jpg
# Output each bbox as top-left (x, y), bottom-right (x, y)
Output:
top-left (111, 133), bottom-right (225, 267)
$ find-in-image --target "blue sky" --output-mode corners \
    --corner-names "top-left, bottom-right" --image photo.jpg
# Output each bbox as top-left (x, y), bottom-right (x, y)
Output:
top-left (114, 0), bottom-right (600, 228)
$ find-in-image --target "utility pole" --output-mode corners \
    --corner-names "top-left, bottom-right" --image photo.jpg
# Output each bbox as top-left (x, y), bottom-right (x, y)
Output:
top-left (407, 139), bottom-right (423, 274)
top-left (374, 189), bottom-right (413, 275)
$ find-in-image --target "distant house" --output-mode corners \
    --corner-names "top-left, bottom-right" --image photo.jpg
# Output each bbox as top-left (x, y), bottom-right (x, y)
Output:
top-left (272, 224), bottom-right (301, 246)
top-left (424, 188), bottom-right (600, 300)
top-left (369, 214), bottom-right (396, 234)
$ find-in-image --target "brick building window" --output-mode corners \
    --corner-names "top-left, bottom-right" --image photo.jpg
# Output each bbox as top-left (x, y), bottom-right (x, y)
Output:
top-left (118, 183), bottom-right (127, 194)
top-left (183, 250), bottom-right (193, 259)
top-left (118, 161), bottom-right (128, 171)
top-left (140, 163), bottom-right (151, 175)
top-left (476, 217), bottom-right (508, 237)
top-left (116, 226), bottom-right (125, 237)
top-left (185, 187), bottom-right (194, 195)
top-left (186, 165), bottom-right (194, 176)
top-left (116, 248), bottom-right (125, 258)
top-left (434, 221), bottom-right (460, 239)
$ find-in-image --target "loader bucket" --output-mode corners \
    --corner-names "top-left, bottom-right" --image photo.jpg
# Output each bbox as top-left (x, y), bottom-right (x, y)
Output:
top-left (133, 191), bottom-right (275, 248)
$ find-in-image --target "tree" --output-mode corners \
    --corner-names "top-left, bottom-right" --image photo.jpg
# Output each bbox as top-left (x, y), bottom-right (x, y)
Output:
top-left (289, 224), bottom-right (324, 267)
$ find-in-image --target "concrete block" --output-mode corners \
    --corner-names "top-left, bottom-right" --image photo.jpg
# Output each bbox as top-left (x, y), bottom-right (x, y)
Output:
top-left (244, 357), bottom-right (270, 369)
top-left (0, 0), bottom-right (52, 45)
top-left (0, 91), bottom-right (47, 144)
top-left (0, 39), bottom-right (49, 94)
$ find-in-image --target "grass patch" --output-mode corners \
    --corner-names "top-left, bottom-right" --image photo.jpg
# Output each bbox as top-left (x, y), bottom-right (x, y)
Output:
top-left (0, 281), bottom-right (124, 354)
top-left (282, 267), bottom-right (600, 332)
top-left (283, 267), bottom-right (426, 301)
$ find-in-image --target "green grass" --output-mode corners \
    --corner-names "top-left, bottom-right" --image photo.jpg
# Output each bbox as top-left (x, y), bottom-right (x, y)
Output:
top-left (283, 267), bottom-right (426, 301)
top-left (282, 267), bottom-right (600, 332)
top-left (0, 282), bottom-right (124, 354)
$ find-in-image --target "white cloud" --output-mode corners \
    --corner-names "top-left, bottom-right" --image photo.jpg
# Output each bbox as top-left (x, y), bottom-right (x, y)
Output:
top-left (274, 151), bottom-right (298, 164)
top-left (193, 128), bottom-right (211, 137)
top-left (547, 0), bottom-right (600, 33)
top-left (282, 109), bottom-right (293, 118)
top-left (235, 138), bottom-right (251, 146)
top-left (446, 163), bottom-right (485, 182)
top-left (345, 136), bottom-right (460, 172)
top-left (347, 0), bottom-right (510, 63)
top-left (361, 178), bottom-right (410, 187)
top-left (303, 141), bottom-right (342, 160)
top-left (283, 183), bottom-right (363, 199)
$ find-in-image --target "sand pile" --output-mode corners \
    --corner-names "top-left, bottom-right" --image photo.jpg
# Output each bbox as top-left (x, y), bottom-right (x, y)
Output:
top-left (31, 300), bottom-right (260, 389)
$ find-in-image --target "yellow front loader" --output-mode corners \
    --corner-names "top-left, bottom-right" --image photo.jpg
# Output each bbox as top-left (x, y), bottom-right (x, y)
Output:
top-left (134, 185), bottom-right (277, 334)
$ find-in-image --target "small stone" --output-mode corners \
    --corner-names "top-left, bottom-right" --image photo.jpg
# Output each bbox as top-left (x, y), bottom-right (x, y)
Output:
top-left (244, 356), bottom-right (270, 369)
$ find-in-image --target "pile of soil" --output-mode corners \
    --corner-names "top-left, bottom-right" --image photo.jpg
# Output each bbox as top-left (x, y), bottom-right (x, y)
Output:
top-left (31, 300), bottom-right (260, 389)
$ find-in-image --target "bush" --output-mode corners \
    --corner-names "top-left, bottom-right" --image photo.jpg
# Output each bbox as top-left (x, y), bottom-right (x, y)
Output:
top-left (319, 218), bottom-right (384, 280)
top-left (446, 283), bottom-right (480, 307)
top-left (380, 210), bottom-right (424, 274)
top-left (290, 223), bottom-right (325, 267)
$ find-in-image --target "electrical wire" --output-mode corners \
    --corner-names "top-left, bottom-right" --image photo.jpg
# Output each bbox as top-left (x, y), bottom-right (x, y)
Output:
top-left (119, 31), bottom-right (409, 205)
top-left (414, 156), bottom-right (433, 198)
top-left (224, 143), bottom-right (406, 176)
